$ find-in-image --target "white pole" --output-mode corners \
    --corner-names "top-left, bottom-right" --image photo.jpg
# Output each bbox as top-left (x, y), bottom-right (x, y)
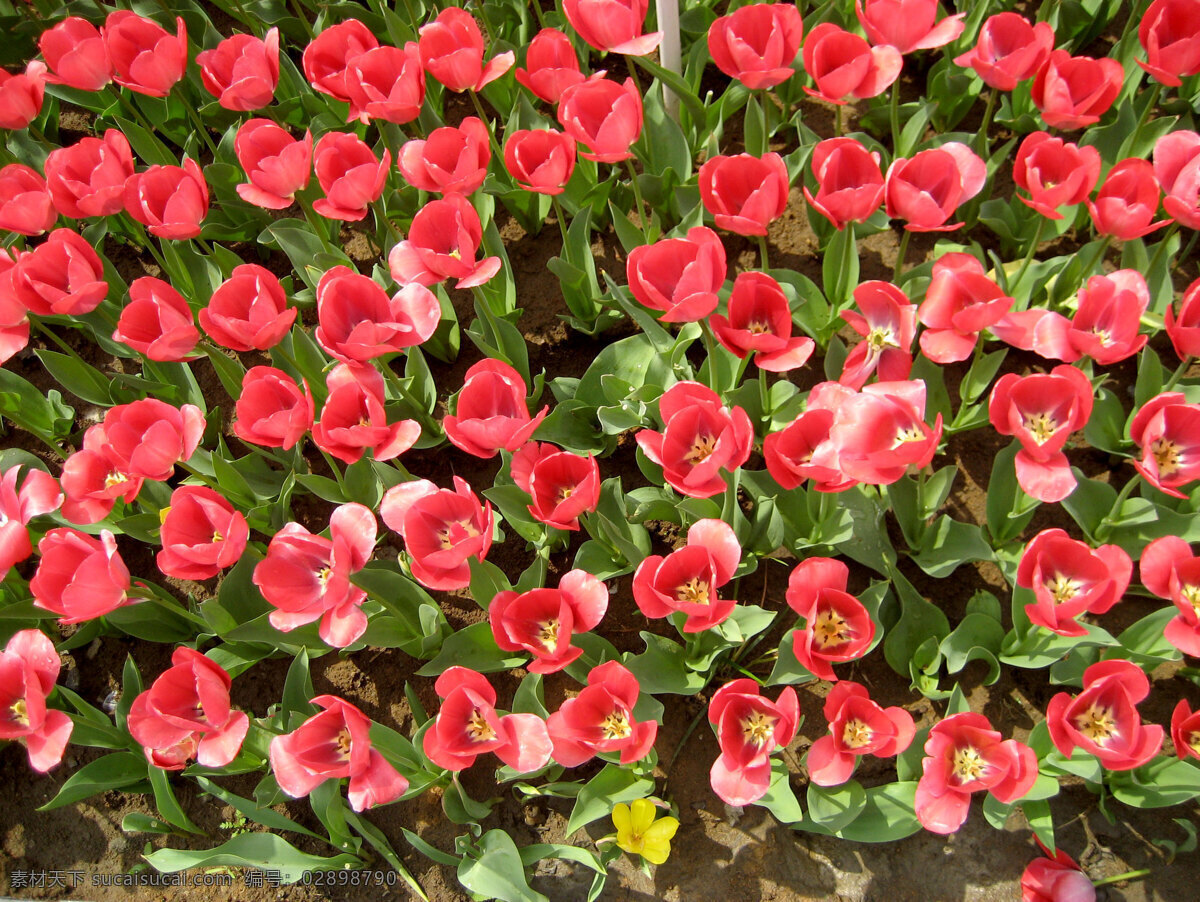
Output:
top-left (655, 0), bottom-right (681, 122)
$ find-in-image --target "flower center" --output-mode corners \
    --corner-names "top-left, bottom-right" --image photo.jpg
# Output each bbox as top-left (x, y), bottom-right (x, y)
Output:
top-left (334, 728), bottom-right (352, 760)
top-left (438, 519), bottom-right (481, 550)
top-left (741, 710), bottom-right (777, 748)
top-left (1044, 573), bottom-right (1080, 604)
top-left (685, 433), bottom-right (719, 465)
top-left (601, 710), bottom-right (632, 740)
top-left (466, 708), bottom-right (496, 743)
top-left (893, 423), bottom-right (926, 447)
top-left (211, 530), bottom-right (223, 543)
top-left (104, 470), bottom-right (128, 489)
top-left (316, 566), bottom-right (333, 591)
top-left (538, 619), bottom-right (559, 653)
top-left (866, 326), bottom-right (895, 351)
top-left (842, 718), bottom-right (873, 749)
top-left (952, 745), bottom-right (987, 783)
top-left (1190, 731), bottom-right (1200, 754)
top-left (556, 485), bottom-right (574, 503)
top-left (9, 698), bottom-right (28, 727)
top-left (1152, 438), bottom-right (1182, 476)
top-left (1076, 704), bottom-right (1117, 745)
top-left (1183, 583), bottom-right (1200, 613)
top-left (747, 320), bottom-right (772, 335)
top-left (1023, 411), bottom-right (1059, 445)
top-left (676, 576), bottom-right (711, 606)
top-left (812, 607), bottom-right (851, 650)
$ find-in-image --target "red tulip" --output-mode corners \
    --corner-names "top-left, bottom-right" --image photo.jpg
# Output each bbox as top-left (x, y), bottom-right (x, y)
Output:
top-left (563, 0), bottom-right (662, 56)
top-left (0, 61), bottom-right (46, 131)
top-left (504, 128), bottom-right (577, 195)
top-left (633, 518), bottom-right (741, 632)
top-left (839, 280), bottom-right (916, 388)
top-left (490, 569), bottom-right (608, 673)
top-left (0, 164), bottom-right (55, 236)
top-left (124, 158), bottom-right (209, 240)
top-left (312, 131), bottom-right (390, 222)
top-left (829, 380), bottom-right (941, 485)
top-left (344, 43), bottom-right (425, 125)
top-left (953, 13), bottom-right (1054, 91)
top-left (422, 667), bottom-right (552, 773)
top-left (0, 629), bottom-right (73, 772)
top-left (0, 249), bottom-right (26, 366)
top-left (31, 528), bottom-right (131, 624)
top-left (707, 3), bottom-right (804, 91)
top-left (547, 660), bottom-right (657, 766)
top-left (510, 442), bottom-right (600, 530)
top-left (988, 365), bottom-right (1093, 502)
top-left (232, 366), bottom-right (314, 451)
top-left (1031, 50), bottom-right (1123, 131)
top-left (234, 119), bottom-right (312, 210)
top-left (1046, 660), bottom-right (1164, 771)
top-left (915, 712), bottom-right (1037, 834)
top-left (803, 137), bottom-right (885, 230)
top-left (44, 130), bottom-right (135, 219)
top-left (11, 228), bottom-right (107, 317)
top-left (1165, 276), bottom-right (1200, 359)
top-left (557, 77), bottom-right (643, 164)
top-left (84, 398), bottom-right (205, 484)
top-left (302, 19), bottom-right (378, 103)
top-left (112, 275), bottom-right (200, 362)
top-left (1134, 536), bottom-right (1200, 657)
top-left (200, 264), bottom-right (295, 352)
top-left (271, 695), bottom-right (408, 811)
top-left (387, 192), bottom-right (501, 289)
top-left (1013, 132), bottom-right (1101, 220)
top-left (380, 477), bottom-right (493, 591)
top-left (311, 363), bottom-right (420, 465)
top-left (0, 466), bottom-right (62, 578)
top-left (807, 681), bottom-right (915, 786)
top-left (59, 434), bottom-right (144, 526)
top-left (38, 16), bottom-right (113, 92)
top-left (699, 152), bottom-right (790, 237)
top-left (710, 271), bottom-right (815, 371)
top-left (157, 486), bottom-right (248, 581)
top-left (857, 0), bottom-right (964, 54)
top-left (1171, 700), bottom-right (1200, 761)
top-left (1130, 391), bottom-right (1200, 498)
top-left (885, 143), bottom-right (986, 232)
top-left (1087, 158), bottom-right (1168, 240)
top-left (418, 7), bottom-right (514, 93)
top-left (127, 648), bottom-right (249, 770)
top-left (103, 11), bottom-right (187, 98)
top-left (786, 557), bottom-right (875, 680)
top-left (802, 23), bottom-right (901, 105)
top-left (1153, 130), bottom-right (1200, 230)
top-left (1021, 843), bottom-right (1095, 902)
top-left (917, 252), bottom-right (1012, 364)
top-left (764, 383), bottom-right (859, 493)
top-left (1016, 528), bottom-right (1132, 637)
top-left (1138, 0), bottom-right (1200, 87)
top-left (314, 265), bottom-right (439, 364)
top-left (515, 28), bottom-right (585, 104)
top-left (635, 381), bottom-right (753, 498)
top-left (253, 503), bottom-right (376, 648)
top-left (197, 28), bottom-right (279, 111)
top-left (626, 226), bottom-right (726, 323)
top-left (444, 359), bottom-right (548, 459)
top-left (708, 680), bottom-right (799, 805)
top-left (397, 117), bottom-right (490, 195)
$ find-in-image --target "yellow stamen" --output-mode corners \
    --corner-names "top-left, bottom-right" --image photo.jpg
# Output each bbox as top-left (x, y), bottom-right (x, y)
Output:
top-left (466, 709), bottom-right (496, 743)
top-left (676, 577), bottom-right (711, 606)
top-left (741, 710), bottom-right (776, 748)
top-left (952, 745), bottom-right (987, 783)
top-left (1152, 438), bottom-right (1182, 476)
top-left (10, 698), bottom-right (28, 727)
top-left (1044, 573), bottom-right (1080, 605)
top-left (105, 470), bottom-right (128, 489)
top-left (1023, 411), bottom-right (1059, 445)
top-left (334, 728), bottom-right (352, 760)
top-left (866, 326), bottom-right (895, 351)
top-left (538, 619), bottom-right (559, 653)
top-left (842, 718), bottom-right (873, 749)
top-left (685, 433), bottom-right (719, 465)
top-left (1183, 584), bottom-right (1200, 614)
top-left (601, 710), bottom-right (632, 740)
top-left (746, 320), bottom-right (772, 335)
top-left (1076, 704), bottom-right (1117, 745)
top-left (813, 607), bottom-right (850, 650)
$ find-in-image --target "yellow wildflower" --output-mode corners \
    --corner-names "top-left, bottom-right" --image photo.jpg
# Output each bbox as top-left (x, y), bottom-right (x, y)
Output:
top-left (611, 798), bottom-right (679, 865)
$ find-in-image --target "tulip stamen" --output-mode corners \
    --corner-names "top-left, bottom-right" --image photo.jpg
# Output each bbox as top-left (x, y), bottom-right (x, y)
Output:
top-left (316, 566), bottom-right (332, 591)
top-left (212, 530), bottom-right (223, 543)
top-left (556, 485), bottom-right (574, 503)
top-left (685, 433), bottom-right (719, 465)
top-left (951, 745), bottom-right (987, 784)
top-left (334, 728), bottom-right (352, 760)
top-left (842, 718), bottom-right (873, 749)
top-left (1190, 731), bottom-right (1200, 755)
top-left (466, 708), bottom-right (496, 743)
top-left (9, 698), bottom-right (28, 727)
top-left (676, 577), bottom-right (711, 606)
top-left (812, 607), bottom-right (851, 649)
top-left (104, 470), bottom-right (129, 489)
top-left (1044, 573), bottom-right (1081, 604)
top-left (1077, 704), bottom-right (1117, 745)
top-left (1152, 438), bottom-right (1182, 476)
top-left (1183, 583), bottom-right (1200, 613)
top-left (893, 423), bottom-right (926, 447)
top-left (1023, 411), bottom-right (1059, 445)
top-left (600, 710), bottom-right (632, 740)
top-left (866, 326), bottom-right (896, 351)
top-left (741, 710), bottom-right (776, 748)
top-left (538, 619), bottom-right (559, 653)
top-left (747, 320), bottom-right (772, 335)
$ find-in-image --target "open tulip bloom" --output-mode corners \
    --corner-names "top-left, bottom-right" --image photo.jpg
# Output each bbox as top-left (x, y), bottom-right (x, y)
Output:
top-left (708, 680), bottom-right (799, 805)
top-left (0, 629), bottom-right (72, 772)
top-left (786, 558), bottom-right (875, 680)
top-left (1046, 661), bottom-right (1164, 771)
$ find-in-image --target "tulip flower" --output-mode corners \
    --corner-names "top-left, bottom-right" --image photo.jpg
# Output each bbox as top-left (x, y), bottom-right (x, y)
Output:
top-left (31, 528), bottom-right (131, 624)
top-left (234, 119), bottom-right (312, 211)
top-left (1046, 660), bottom-right (1164, 771)
top-left (1016, 529), bottom-right (1132, 637)
top-left (1171, 700), bottom-right (1200, 761)
top-left (127, 648), bottom-right (249, 770)
top-left (1087, 158), bottom-right (1168, 241)
top-left (197, 28), bottom-right (279, 111)
top-left (707, 680), bottom-right (799, 806)
top-left (1014, 132), bottom-right (1101, 220)
top-left (830, 380), bottom-right (942, 485)
top-left (0, 254), bottom-right (26, 366)
top-left (1138, 0), bottom-right (1200, 87)
top-left (626, 226), bottom-right (727, 323)
top-left (807, 681), bottom-right (915, 786)
top-left (1153, 130), bottom-right (1200, 230)
top-left (423, 667), bottom-right (552, 773)
top-left (612, 799), bottom-right (678, 865)
top-left (1130, 391), bottom-right (1200, 497)
top-left (254, 503), bottom-right (377, 648)
top-left (916, 713), bottom-right (1038, 834)
top-left (38, 16), bottom-right (113, 92)
top-left (953, 13), bottom-right (1054, 91)
top-left (43, 130), bottom-right (134, 219)
top-left (11, 228), bottom-right (107, 317)
top-left (699, 152), bottom-right (790, 237)
top-left (124, 159), bottom-right (209, 240)
top-left (504, 129), bottom-right (577, 195)
top-left (548, 660), bottom-right (657, 767)
top-left (157, 486), bottom-right (248, 582)
top-left (380, 477), bottom-right (494, 591)
top-left (344, 43), bottom-right (425, 125)
top-left (633, 518), bottom-right (741, 632)
top-left (0, 629), bottom-right (73, 772)
top-left (313, 132), bottom-right (390, 222)
top-left (272, 695), bottom-right (408, 811)
top-left (803, 137), bottom-right (885, 230)
top-left (314, 265), bottom-right (440, 364)
top-left (0, 466), bottom-right (63, 578)
top-left (764, 382), bottom-right (859, 492)
top-left (563, 0), bottom-right (662, 55)
top-left (0, 164), bottom-right (55, 236)
top-left (515, 28), bottom-right (586, 104)
top-left (59, 437), bottom-right (144, 526)
top-left (885, 143), bottom-right (986, 232)
top-left (1139, 535), bottom-right (1200, 657)
top-left (0, 61), bottom-right (46, 131)
top-left (1030, 50), bottom-right (1123, 131)
top-left (510, 442), bottom-right (600, 530)
top-left (312, 363), bottom-right (421, 465)
top-left (917, 253), bottom-right (1012, 364)
top-left (418, 7), bottom-right (514, 93)
top-left (444, 359), bottom-right (548, 459)
top-left (710, 271), bottom-right (815, 372)
top-left (635, 381), bottom-right (753, 498)
top-left (857, 0), bottom-right (964, 54)
top-left (988, 364), bottom-right (1094, 502)
top-left (1021, 843), bottom-right (1095, 902)
top-left (840, 280), bottom-right (918, 389)
top-left (786, 557), bottom-right (875, 680)
top-left (74, 398), bottom-right (205, 485)
top-left (233, 366), bottom-right (314, 451)
top-left (112, 276), bottom-right (201, 362)
top-left (557, 77), bottom-right (643, 164)
top-left (707, 3), bottom-right (804, 90)
top-left (103, 11), bottom-right (187, 98)
top-left (1166, 277), bottom-right (1200, 359)
top-left (396, 117), bottom-right (490, 196)
top-left (302, 19), bottom-right (378, 103)
top-left (802, 24), bottom-right (901, 105)
top-left (490, 569), bottom-right (608, 673)
top-left (200, 264), bottom-right (296, 352)
top-left (387, 193), bottom-right (501, 289)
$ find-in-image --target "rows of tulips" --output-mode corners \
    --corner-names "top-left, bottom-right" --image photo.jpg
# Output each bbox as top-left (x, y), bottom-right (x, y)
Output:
top-left (1, 0), bottom-right (1199, 897)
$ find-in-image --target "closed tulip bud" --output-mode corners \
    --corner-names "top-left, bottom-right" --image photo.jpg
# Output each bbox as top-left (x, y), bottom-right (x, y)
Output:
top-left (1153, 130), bottom-right (1200, 229)
top-left (699, 152), bottom-right (790, 237)
top-left (563, 0), bottom-right (663, 56)
top-left (1021, 844), bottom-right (1096, 902)
top-left (11, 229), bottom-right (107, 317)
top-left (112, 275), bottom-right (200, 361)
top-left (234, 119), bottom-right (312, 210)
top-left (397, 117), bottom-right (490, 195)
top-left (38, 16), bottom-right (113, 92)
top-left (803, 137), bottom-right (885, 230)
top-left (1165, 276), bottom-right (1200, 359)
top-left (31, 528), bottom-right (131, 624)
top-left (1138, 0), bottom-right (1200, 87)
top-left (557, 77), bottom-right (643, 164)
top-left (1087, 158), bottom-right (1168, 240)
top-left (233, 366), bottom-right (314, 451)
top-left (503, 128), bottom-right (577, 195)
top-left (444, 359), bottom-right (548, 458)
top-left (197, 28), bottom-right (280, 111)
top-left (515, 29), bottom-right (585, 104)
top-left (103, 11), bottom-right (187, 98)
top-left (1031, 50), bottom-right (1123, 131)
top-left (124, 159), bottom-right (209, 240)
top-left (313, 131), bottom-right (390, 222)
top-left (953, 13), bottom-right (1054, 91)
top-left (0, 61), bottom-right (46, 131)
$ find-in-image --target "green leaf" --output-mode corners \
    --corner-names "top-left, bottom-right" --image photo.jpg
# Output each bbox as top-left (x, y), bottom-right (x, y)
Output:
top-left (469, 557), bottom-right (514, 610)
top-left (807, 780), bottom-right (867, 833)
top-left (766, 630), bottom-right (818, 687)
top-left (623, 632), bottom-right (707, 695)
top-left (912, 516), bottom-right (994, 577)
top-left (193, 777), bottom-right (324, 840)
top-left (1108, 759), bottom-right (1200, 808)
top-left (34, 349), bottom-right (113, 405)
top-left (822, 223), bottom-right (857, 309)
top-left (832, 783), bottom-right (920, 842)
top-left (143, 833), bottom-right (361, 883)
top-left (40, 752), bottom-right (148, 810)
top-left (149, 767), bottom-right (202, 834)
top-left (566, 764), bottom-right (654, 835)
top-left (883, 572), bottom-right (950, 681)
top-left (757, 758), bottom-right (804, 824)
top-left (416, 622), bottom-right (526, 676)
top-left (458, 830), bottom-right (549, 902)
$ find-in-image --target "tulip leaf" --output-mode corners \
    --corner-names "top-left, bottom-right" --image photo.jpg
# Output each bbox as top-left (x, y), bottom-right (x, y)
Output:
top-left (1109, 759), bottom-right (1200, 809)
top-left (807, 780), bottom-right (867, 833)
top-left (832, 782), bottom-right (921, 843)
top-left (143, 833), bottom-right (361, 883)
top-left (458, 829), bottom-right (549, 902)
top-left (416, 622), bottom-right (526, 677)
top-left (756, 758), bottom-right (804, 824)
top-left (469, 557), bottom-right (514, 610)
top-left (912, 517), bottom-right (994, 578)
top-left (566, 764), bottom-right (655, 835)
top-left (33, 349), bottom-right (113, 406)
top-left (40, 752), bottom-right (149, 810)
top-left (623, 632), bottom-right (707, 696)
top-left (882, 571), bottom-right (950, 683)
top-left (149, 766), bottom-right (203, 834)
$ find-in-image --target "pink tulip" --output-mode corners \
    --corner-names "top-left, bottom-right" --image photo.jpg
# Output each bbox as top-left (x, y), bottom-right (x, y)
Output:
top-left (0, 61), bottom-right (46, 131)
top-left (124, 159), bottom-right (209, 240)
top-left (1131, 392), bottom-right (1200, 498)
top-left (857, 0), bottom-right (964, 54)
top-left (563, 0), bottom-right (662, 56)
top-left (59, 435), bottom-right (144, 526)
top-left (387, 192), bottom-right (501, 289)
top-left (803, 137), bottom-right (885, 230)
top-left (232, 366), bottom-right (314, 451)
top-left (1016, 528), bottom-right (1132, 637)
top-left (0, 629), bottom-right (73, 772)
top-left (302, 19), bottom-right (378, 103)
top-left (103, 11), bottom-right (187, 98)
top-left (77, 398), bottom-right (204, 484)
top-left (200, 264), bottom-right (295, 352)
top-left (954, 13), bottom-right (1054, 91)
top-left (626, 226), bottom-right (727, 323)
top-left (917, 253), bottom-right (1012, 364)
top-left (1046, 660), bottom-right (1164, 771)
top-left (234, 119), bottom-right (312, 210)
top-left (708, 680), bottom-right (799, 805)
top-left (0, 466), bottom-right (62, 578)
top-left (311, 363), bottom-right (420, 465)
top-left (1171, 699), bottom-right (1200, 761)
top-left (44, 130), bottom-right (135, 219)
top-left (1014, 132), bottom-right (1101, 220)
top-left (397, 117), bottom-right (490, 195)
top-left (418, 7), bottom-right (514, 93)
top-left (1087, 158), bottom-right (1168, 241)
top-left (633, 518), bottom-right (741, 632)
top-left (112, 276), bottom-right (201, 362)
top-left (710, 271), bottom-right (815, 372)
top-left (1153, 130), bottom-right (1200, 230)
top-left (1139, 535), bottom-right (1200, 657)
top-left (802, 23), bottom-right (901, 105)
top-left (490, 569), bottom-right (608, 673)
top-left (1021, 842), bottom-right (1095, 902)
top-left (764, 383), bottom-right (859, 493)
top-left (830, 380), bottom-right (941, 485)
top-left (313, 132), bottom-right (390, 222)
top-left (0, 164), bottom-right (55, 236)
top-left (708, 3), bottom-right (804, 90)
top-left (1139, 0), bottom-right (1200, 87)
top-left (39, 17), bottom-right (113, 91)
top-left (314, 265), bottom-right (440, 364)
top-left (197, 28), bottom-right (280, 111)
top-left (1031, 50), bottom-right (1123, 131)
top-left (839, 280), bottom-right (917, 388)
top-left (157, 486), bottom-right (248, 581)
top-left (0, 249), bottom-right (26, 365)
top-left (786, 557), bottom-right (875, 680)
top-left (885, 143), bottom-right (986, 232)
top-left (31, 528), bottom-right (131, 624)
top-left (444, 359), bottom-right (548, 459)
top-left (515, 29), bottom-right (585, 104)
top-left (807, 681), bottom-right (915, 786)
top-left (1166, 277), bottom-right (1200, 360)
top-left (504, 128), bottom-right (577, 195)
top-left (11, 228), bottom-right (107, 317)
top-left (547, 661), bottom-right (656, 766)
top-left (380, 477), bottom-right (493, 591)
top-left (557, 77), bottom-right (643, 164)
top-left (510, 442), bottom-right (600, 530)
top-left (344, 43), bottom-right (425, 126)
top-left (700, 152), bottom-right (790, 237)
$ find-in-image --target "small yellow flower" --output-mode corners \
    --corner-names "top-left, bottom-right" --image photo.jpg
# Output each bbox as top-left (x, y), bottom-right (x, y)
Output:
top-left (611, 798), bottom-right (679, 865)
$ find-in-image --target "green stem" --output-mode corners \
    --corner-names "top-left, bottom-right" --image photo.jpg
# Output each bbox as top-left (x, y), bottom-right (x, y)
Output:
top-left (624, 158), bottom-right (651, 240)
top-left (893, 229), bottom-right (913, 282)
top-left (756, 235), bottom-right (770, 271)
top-left (289, 0), bottom-right (316, 38)
top-left (974, 87), bottom-right (998, 155)
top-left (1130, 83), bottom-right (1161, 152)
top-left (115, 90), bottom-right (157, 138)
top-left (889, 77), bottom-right (902, 155)
top-left (1096, 475), bottom-right (1140, 542)
top-left (1012, 216), bottom-right (1048, 297)
top-left (700, 321), bottom-right (720, 392)
top-left (1164, 355), bottom-right (1192, 392)
top-left (1092, 869), bottom-right (1151, 889)
top-left (551, 196), bottom-right (570, 248)
top-left (468, 90), bottom-right (505, 162)
top-left (758, 366), bottom-right (771, 430)
top-left (318, 449), bottom-right (346, 490)
top-left (730, 352), bottom-right (752, 393)
top-left (381, 359), bottom-right (441, 433)
top-left (834, 103), bottom-right (843, 139)
top-left (372, 198), bottom-right (399, 244)
top-left (298, 198), bottom-right (341, 257)
top-left (119, 212), bottom-right (172, 276)
top-left (1173, 230), bottom-right (1199, 277)
top-left (181, 98), bottom-right (219, 159)
top-left (1076, 236), bottom-right (1111, 284)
